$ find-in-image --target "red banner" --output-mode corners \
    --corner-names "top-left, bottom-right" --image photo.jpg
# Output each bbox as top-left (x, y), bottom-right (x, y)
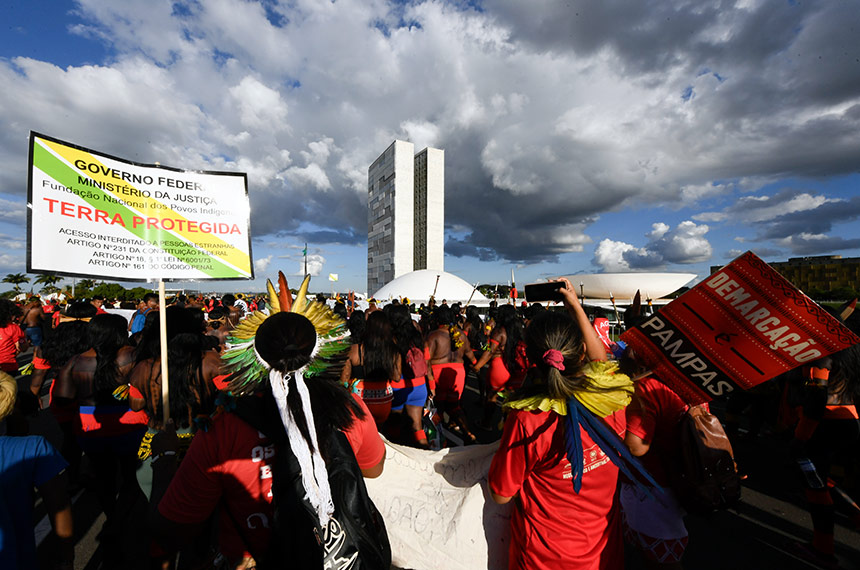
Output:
top-left (620, 251), bottom-right (860, 404)
top-left (593, 317), bottom-right (613, 351)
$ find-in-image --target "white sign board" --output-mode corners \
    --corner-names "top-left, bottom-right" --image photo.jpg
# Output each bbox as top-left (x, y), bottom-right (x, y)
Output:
top-left (27, 132), bottom-right (253, 281)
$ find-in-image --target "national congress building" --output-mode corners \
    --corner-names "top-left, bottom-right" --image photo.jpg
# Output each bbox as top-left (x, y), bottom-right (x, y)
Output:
top-left (367, 140), bottom-right (444, 295)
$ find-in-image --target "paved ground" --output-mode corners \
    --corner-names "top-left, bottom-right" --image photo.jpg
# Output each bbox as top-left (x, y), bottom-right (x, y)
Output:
top-left (22, 359), bottom-right (860, 569)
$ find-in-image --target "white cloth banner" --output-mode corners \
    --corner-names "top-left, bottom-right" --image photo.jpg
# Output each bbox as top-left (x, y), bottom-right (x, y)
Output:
top-left (365, 440), bottom-right (512, 570)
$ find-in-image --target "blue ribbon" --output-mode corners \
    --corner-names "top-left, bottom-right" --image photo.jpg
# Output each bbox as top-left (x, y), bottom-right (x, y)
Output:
top-left (563, 395), bottom-right (664, 501)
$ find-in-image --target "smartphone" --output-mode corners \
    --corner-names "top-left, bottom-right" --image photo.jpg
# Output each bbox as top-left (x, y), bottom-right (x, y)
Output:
top-left (524, 282), bottom-right (564, 303)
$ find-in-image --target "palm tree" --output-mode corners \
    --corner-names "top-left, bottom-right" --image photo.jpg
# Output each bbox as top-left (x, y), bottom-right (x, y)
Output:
top-left (42, 285), bottom-right (61, 296)
top-left (2, 273), bottom-right (29, 294)
top-left (33, 273), bottom-right (63, 294)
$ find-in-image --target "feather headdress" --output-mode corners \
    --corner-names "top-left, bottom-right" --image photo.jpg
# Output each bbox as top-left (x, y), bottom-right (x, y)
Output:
top-left (222, 271), bottom-right (351, 395)
top-left (221, 271), bottom-right (351, 527)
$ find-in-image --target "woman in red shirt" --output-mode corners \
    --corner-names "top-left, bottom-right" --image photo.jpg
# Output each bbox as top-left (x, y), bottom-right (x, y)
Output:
top-left (473, 304), bottom-right (527, 429)
top-left (0, 299), bottom-right (26, 373)
top-left (151, 311), bottom-right (386, 569)
top-left (489, 279), bottom-right (635, 570)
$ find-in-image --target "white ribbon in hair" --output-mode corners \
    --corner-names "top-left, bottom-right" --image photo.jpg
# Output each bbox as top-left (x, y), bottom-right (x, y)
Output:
top-left (269, 367), bottom-right (335, 527)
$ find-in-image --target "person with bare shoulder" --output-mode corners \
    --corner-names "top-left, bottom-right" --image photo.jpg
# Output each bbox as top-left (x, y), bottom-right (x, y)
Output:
top-left (21, 297), bottom-right (46, 349)
top-left (50, 313), bottom-right (147, 557)
top-left (473, 303), bottom-right (526, 429)
top-left (340, 311), bottom-right (398, 427)
top-left (388, 304), bottom-right (433, 448)
top-left (426, 306), bottom-right (478, 443)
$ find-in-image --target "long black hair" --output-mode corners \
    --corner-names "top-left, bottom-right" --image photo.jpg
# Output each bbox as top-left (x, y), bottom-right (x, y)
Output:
top-left (0, 299), bottom-right (21, 328)
top-left (88, 313), bottom-right (130, 400)
top-left (41, 302), bottom-right (96, 368)
top-left (494, 304), bottom-right (525, 372)
top-left (362, 311), bottom-right (399, 383)
top-left (255, 312), bottom-right (361, 453)
top-left (164, 333), bottom-right (216, 430)
top-left (464, 306), bottom-right (486, 350)
top-left (388, 304), bottom-right (422, 352)
top-left (347, 310), bottom-right (366, 344)
top-left (431, 305), bottom-right (461, 352)
top-left (134, 306), bottom-right (216, 428)
top-left (135, 306), bottom-right (200, 362)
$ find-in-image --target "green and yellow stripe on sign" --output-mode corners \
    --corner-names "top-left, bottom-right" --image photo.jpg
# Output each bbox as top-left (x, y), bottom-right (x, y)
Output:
top-left (34, 138), bottom-right (251, 278)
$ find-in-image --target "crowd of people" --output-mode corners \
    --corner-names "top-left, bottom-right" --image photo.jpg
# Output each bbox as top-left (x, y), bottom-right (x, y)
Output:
top-left (0, 279), bottom-right (857, 570)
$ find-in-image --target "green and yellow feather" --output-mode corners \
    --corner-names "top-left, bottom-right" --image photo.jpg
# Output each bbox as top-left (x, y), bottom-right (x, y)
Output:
top-left (221, 272), bottom-right (351, 395)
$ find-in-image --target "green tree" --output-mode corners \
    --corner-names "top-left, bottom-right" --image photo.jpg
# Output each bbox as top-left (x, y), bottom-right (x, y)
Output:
top-left (73, 279), bottom-right (96, 299)
top-left (33, 273), bottom-right (63, 293)
top-left (2, 273), bottom-right (29, 294)
top-left (92, 282), bottom-right (130, 300)
top-left (41, 284), bottom-right (61, 296)
top-left (126, 287), bottom-right (151, 301)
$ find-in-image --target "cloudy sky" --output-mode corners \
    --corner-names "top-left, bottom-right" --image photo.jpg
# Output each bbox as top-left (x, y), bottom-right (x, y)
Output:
top-left (2, 0), bottom-right (860, 294)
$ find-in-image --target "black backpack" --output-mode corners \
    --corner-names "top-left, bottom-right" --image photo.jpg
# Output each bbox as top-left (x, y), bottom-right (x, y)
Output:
top-left (670, 405), bottom-right (742, 514)
top-left (233, 396), bottom-right (391, 569)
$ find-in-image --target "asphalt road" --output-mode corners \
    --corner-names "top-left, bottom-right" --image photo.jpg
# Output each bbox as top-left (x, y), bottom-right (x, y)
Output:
top-left (21, 360), bottom-right (860, 570)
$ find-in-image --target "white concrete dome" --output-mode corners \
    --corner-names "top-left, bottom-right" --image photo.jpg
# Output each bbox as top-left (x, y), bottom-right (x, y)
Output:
top-left (372, 269), bottom-right (489, 304)
top-left (560, 273), bottom-right (696, 300)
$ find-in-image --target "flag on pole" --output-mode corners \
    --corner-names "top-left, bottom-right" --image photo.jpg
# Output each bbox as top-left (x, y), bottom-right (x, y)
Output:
top-left (510, 268), bottom-right (518, 300)
top-left (303, 243), bottom-right (308, 276)
top-left (328, 273), bottom-right (339, 282)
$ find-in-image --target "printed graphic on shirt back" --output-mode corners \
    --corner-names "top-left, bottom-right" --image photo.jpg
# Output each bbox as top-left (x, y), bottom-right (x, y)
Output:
top-left (562, 442), bottom-right (610, 479)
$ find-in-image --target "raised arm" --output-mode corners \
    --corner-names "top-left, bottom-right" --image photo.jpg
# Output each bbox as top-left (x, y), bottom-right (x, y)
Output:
top-left (557, 278), bottom-right (606, 362)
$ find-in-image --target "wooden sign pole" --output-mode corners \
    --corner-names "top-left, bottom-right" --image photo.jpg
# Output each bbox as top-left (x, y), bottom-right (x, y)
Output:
top-left (159, 280), bottom-right (170, 425)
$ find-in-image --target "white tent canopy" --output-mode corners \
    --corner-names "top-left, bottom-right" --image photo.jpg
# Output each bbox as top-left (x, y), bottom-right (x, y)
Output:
top-left (372, 269), bottom-right (489, 305)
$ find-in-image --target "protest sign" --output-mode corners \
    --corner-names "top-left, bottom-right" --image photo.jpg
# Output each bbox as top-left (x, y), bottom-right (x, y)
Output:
top-left (620, 251), bottom-right (860, 404)
top-left (593, 317), bottom-right (613, 351)
top-left (365, 440), bottom-right (511, 570)
top-left (27, 132), bottom-right (253, 281)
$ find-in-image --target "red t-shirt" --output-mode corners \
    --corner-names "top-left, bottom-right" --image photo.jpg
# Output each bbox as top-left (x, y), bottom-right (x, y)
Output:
top-left (159, 395), bottom-right (383, 561)
top-left (489, 408), bottom-right (625, 570)
top-left (0, 323), bottom-right (24, 368)
top-left (343, 394), bottom-right (386, 470)
top-left (625, 377), bottom-right (688, 487)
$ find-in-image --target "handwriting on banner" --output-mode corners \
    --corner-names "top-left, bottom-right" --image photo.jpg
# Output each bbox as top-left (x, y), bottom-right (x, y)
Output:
top-left (365, 440), bottom-right (511, 570)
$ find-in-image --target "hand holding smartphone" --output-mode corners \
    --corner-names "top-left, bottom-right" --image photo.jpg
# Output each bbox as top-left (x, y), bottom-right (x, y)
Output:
top-left (524, 281), bottom-right (565, 303)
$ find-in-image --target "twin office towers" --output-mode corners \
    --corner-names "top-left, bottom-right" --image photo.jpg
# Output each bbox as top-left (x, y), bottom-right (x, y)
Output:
top-left (367, 140), bottom-right (445, 295)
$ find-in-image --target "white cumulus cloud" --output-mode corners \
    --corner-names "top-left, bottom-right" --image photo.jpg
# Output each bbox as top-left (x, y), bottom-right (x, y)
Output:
top-left (593, 221), bottom-right (712, 271)
top-left (254, 255), bottom-right (274, 274)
